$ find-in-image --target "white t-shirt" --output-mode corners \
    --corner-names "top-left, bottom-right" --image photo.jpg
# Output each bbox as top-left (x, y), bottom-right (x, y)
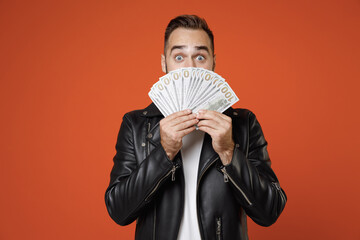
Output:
top-left (177, 130), bottom-right (205, 240)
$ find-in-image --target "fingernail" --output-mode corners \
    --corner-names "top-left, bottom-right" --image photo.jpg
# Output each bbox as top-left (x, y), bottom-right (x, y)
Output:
top-left (198, 110), bottom-right (204, 114)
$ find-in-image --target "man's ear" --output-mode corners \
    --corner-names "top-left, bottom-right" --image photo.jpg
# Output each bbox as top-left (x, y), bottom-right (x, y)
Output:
top-left (212, 54), bottom-right (216, 71)
top-left (161, 54), bottom-right (166, 73)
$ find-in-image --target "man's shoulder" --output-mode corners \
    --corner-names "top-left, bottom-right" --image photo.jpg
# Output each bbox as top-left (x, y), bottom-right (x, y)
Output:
top-left (122, 103), bottom-right (163, 121)
top-left (224, 107), bottom-right (255, 119)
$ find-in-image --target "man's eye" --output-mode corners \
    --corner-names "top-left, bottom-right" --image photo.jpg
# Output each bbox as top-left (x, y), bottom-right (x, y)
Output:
top-left (196, 55), bottom-right (205, 61)
top-left (175, 55), bottom-right (183, 61)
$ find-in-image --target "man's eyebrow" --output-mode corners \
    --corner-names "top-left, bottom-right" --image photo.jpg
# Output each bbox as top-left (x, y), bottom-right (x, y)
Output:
top-left (170, 45), bottom-right (186, 54)
top-left (169, 45), bottom-right (210, 54)
top-left (195, 46), bottom-right (210, 53)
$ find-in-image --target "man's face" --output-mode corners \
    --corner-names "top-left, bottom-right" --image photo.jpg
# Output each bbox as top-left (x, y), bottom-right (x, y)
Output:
top-left (161, 28), bottom-right (216, 73)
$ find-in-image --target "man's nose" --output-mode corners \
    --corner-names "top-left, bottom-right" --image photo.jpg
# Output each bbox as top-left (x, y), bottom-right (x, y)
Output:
top-left (184, 59), bottom-right (196, 68)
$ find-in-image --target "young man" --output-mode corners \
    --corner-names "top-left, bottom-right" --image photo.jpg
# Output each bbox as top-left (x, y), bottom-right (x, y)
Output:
top-left (105, 15), bottom-right (286, 240)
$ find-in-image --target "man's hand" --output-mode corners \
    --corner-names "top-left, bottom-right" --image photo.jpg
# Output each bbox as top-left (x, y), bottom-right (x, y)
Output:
top-left (196, 110), bottom-right (234, 165)
top-left (160, 109), bottom-right (198, 160)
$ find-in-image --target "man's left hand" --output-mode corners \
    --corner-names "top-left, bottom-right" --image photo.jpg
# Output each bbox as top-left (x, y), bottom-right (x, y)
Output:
top-left (196, 110), bottom-right (234, 165)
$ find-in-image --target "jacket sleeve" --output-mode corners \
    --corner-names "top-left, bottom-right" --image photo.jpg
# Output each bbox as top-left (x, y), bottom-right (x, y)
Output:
top-left (221, 111), bottom-right (287, 226)
top-left (105, 113), bottom-right (176, 226)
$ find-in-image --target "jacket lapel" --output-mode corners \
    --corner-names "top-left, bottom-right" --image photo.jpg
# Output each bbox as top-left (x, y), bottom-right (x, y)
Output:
top-left (143, 103), bottom-right (163, 148)
top-left (147, 122), bottom-right (161, 147)
top-left (196, 107), bottom-right (235, 181)
top-left (197, 133), bottom-right (218, 182)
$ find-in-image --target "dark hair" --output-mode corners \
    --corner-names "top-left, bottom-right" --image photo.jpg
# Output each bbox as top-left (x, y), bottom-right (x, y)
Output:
top-left (164, 15), bottom-right (214, 54)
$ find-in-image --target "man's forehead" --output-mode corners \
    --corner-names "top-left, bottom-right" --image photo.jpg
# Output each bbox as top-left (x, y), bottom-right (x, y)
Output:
top-left (166, 28), bottom-right (212, 53)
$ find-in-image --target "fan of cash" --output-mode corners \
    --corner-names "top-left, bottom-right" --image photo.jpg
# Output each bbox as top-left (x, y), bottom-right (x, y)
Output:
top-left (149, 67), bottom-right (239, 117)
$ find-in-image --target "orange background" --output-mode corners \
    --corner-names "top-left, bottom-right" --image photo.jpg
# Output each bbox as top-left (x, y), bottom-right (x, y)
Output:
top-left (1, 0), bottom-right (359, 239)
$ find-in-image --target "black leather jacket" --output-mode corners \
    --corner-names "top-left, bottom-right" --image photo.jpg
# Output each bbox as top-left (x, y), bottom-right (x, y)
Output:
top-left (105, 103), bottom-right (286, 240)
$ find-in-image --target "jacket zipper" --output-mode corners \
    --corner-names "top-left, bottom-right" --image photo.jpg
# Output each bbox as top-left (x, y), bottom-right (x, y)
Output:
top-left (153, 205), bottom-right (156, 240)
top-left (146, 121), bottom-right (180, 239)
top-left (196, 157), bottom-right (219, 240)
top-left (216, 217), bottom-right (222, 240)
top-left (149, 165), bottom-right (177, 239)
top-left (146, 122), bottom-right (157, 240)
top-left (145, 164), bottom-right (178, 202)
top-left (220, 167), bottom-right (253, 206)
top-left (147, 122), bottom-right (151, 155)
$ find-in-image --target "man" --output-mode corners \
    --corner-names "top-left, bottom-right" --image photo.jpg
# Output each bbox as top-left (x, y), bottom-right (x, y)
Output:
top-left (105, 15), bottom-right (286, 240)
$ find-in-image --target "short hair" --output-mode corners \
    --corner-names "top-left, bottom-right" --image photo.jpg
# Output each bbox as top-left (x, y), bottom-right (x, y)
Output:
top-left (164, 15), bottom-right (214, 55)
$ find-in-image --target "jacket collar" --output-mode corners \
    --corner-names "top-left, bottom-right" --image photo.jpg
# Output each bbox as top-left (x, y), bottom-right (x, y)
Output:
top-left (141, 103), bottom-right (164, 117)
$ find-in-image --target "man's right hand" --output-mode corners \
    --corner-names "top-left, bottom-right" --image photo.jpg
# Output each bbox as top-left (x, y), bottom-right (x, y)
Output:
top-left (160, 109), bottom-right (198, 160)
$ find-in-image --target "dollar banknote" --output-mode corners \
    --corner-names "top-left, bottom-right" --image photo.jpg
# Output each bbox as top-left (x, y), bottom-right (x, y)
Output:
top-left (149, 68), bottom-right (239, 116)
